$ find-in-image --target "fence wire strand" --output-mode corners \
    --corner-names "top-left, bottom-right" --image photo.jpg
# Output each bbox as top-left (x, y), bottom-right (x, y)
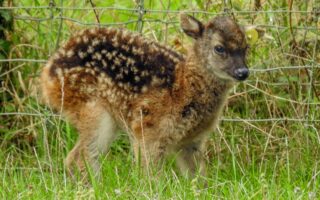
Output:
top-left (0, 3), bottom-right (319, 126)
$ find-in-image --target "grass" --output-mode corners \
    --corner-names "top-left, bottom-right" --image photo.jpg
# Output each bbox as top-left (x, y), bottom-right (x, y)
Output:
top-left (1, 146), bottom-right (319, 199)
top-left (0, 0), bottom-right (320, 199)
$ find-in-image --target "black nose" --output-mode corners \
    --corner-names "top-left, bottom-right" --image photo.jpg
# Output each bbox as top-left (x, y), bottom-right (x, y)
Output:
top-left (234, 67), bottom-right (249, 81)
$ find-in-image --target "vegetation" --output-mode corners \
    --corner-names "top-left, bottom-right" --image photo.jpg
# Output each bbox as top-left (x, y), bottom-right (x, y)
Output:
top-left (0, 0), bottom-right (319, 199)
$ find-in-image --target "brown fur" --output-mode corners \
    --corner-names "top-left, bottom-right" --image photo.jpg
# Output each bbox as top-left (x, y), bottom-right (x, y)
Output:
top-left (41, 14), bottom-right (249, 179)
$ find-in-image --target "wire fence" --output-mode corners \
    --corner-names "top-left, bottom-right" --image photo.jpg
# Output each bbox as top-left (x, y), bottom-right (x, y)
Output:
top-left (5, 6), bottom-right (320, 30)
top-left (0, 1), bottom-right (319, 127)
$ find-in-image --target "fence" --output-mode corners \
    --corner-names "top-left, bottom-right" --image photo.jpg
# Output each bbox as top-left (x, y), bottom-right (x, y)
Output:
top-left (0, 0), bottom-right (319, 133)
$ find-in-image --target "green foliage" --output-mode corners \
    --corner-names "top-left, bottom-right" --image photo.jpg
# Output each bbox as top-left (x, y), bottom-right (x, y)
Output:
top-left (0, 0), bottom-right (319, 198)
top-left (0, 1), bottom-right (13, 57)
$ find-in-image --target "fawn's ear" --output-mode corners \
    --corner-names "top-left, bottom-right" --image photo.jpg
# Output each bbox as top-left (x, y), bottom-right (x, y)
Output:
top-left (180, 13), bottom-right (204, 39)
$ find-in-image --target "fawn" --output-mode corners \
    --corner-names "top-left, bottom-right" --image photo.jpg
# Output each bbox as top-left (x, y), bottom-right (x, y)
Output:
top-left (41, 14), bottom-right (249, 180)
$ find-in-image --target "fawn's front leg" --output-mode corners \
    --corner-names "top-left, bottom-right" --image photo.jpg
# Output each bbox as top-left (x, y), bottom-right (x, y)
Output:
top-left (132, 138), bottom-right (167, 173)
top-left (175, 139), bottom-right (207, 178)
top-left (130, 113), bottom-right (173, 175)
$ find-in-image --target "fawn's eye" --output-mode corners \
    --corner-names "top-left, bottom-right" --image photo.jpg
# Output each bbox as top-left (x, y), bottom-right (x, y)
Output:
top-left (214, 45), bottom-right (225, 54)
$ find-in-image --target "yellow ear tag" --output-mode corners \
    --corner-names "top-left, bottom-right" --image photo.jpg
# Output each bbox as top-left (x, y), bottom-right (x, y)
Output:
top-left (245, 27), bottom-right (259, 46)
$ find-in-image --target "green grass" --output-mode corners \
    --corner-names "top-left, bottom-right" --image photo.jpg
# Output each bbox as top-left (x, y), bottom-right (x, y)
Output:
top-left (1, 136), bottom-right (319, 199)
top-left (1, 0), bottom-right (320, 199)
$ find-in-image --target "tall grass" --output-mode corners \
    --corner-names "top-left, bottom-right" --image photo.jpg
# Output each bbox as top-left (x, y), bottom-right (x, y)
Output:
top-left (0, 0), bottom-right (319, 199)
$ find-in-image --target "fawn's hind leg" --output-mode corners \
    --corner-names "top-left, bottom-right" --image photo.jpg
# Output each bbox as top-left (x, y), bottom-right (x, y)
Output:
top-left (65, 101), bottom-right (117, 180)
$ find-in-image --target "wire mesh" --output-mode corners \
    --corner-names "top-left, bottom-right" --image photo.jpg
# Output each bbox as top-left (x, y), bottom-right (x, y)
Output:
top-left (0, 1), bottom-right (319, 128)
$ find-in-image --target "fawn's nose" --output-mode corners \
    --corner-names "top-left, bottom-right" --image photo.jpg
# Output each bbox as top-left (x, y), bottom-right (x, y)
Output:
top-left (234, 67), bottom-right (249, 81)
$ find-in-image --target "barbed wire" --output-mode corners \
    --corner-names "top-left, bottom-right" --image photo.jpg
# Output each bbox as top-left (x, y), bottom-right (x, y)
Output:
top-left (0, 4), bottom-right (319, 126)
top-left (1, 5), bottom-right (318, 29)
top-left (11, 15), bottom-right (320, 30)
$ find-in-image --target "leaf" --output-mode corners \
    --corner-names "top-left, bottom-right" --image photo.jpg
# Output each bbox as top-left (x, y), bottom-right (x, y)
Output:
top-left (34, 0), bottom-right (40, 6)
top-left (0, 39), bottom-right (11, 53)
top-left (245, 26), bottom-right (259, 45)
top-left (195, 0), bottom-right (204, 9)
top-left (0, 10), bottom-right (12, 22)
top-left (0, 53), bottom-right (5, 59)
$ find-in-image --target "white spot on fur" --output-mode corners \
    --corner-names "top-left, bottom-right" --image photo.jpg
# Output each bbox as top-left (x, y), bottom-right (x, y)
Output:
top-left (66, 50), bottom-right (74, 57)
top-left (102, 60), bottom-right (107, 67)
top-left (127, 58), bottom-right (135, 66)
top-left (93, 52), bottom-right (102, 60)
top-left (134, 76), bottom-right (141, 82)
top-left (114, 58), bottom-right (121, 66)
top-left (83, 36), bottom-right (89, 43)
top-left (106, 52), bottom-right (113, 60)
top-left (141, 86), bottom-right (148, 93)
top-left (92, 38), bottom-right (100, 46)
top-left (89, 29), bottom-right (97, 34)
top-left (122, 45), bottom-right (129, 51)
top-left (58, 49), bottom-right (66, 55)
top-left (76, 37), bottom-right (81, 43)
top-left (128, 37), bottom-right (135, 44)
top-left (88, 46), bottom-right (94, 53)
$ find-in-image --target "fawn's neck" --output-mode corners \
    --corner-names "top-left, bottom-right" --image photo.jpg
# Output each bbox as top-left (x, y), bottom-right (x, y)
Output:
top-left (174, 50), bottom-right (234, 100)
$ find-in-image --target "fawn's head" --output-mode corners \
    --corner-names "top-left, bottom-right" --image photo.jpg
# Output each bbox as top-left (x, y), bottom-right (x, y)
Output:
top-left (180, 14), bottom-right (249, 81)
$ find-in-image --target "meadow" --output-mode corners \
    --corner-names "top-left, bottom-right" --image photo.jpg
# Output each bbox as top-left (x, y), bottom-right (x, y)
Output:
top-left (0, 0), bottom-right (319, 199)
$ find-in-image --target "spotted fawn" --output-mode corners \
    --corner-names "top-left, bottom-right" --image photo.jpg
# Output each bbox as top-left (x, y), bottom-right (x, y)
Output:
top-left (41, 14), bottom-right (249, 179)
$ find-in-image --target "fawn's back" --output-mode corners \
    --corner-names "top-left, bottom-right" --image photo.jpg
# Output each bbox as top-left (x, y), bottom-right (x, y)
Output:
top-left (42, 28), bottom-right (185, 116)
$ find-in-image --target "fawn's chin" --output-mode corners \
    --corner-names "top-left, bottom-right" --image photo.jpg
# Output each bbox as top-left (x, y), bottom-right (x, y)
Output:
top-left (216, 74), bottom-right (248, 83)
top-left (211, 70), bottom-right (236, 82)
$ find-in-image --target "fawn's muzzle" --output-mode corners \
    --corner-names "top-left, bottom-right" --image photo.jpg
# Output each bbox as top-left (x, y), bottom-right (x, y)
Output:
top-left (234, 67), bottom-right (249, 81)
